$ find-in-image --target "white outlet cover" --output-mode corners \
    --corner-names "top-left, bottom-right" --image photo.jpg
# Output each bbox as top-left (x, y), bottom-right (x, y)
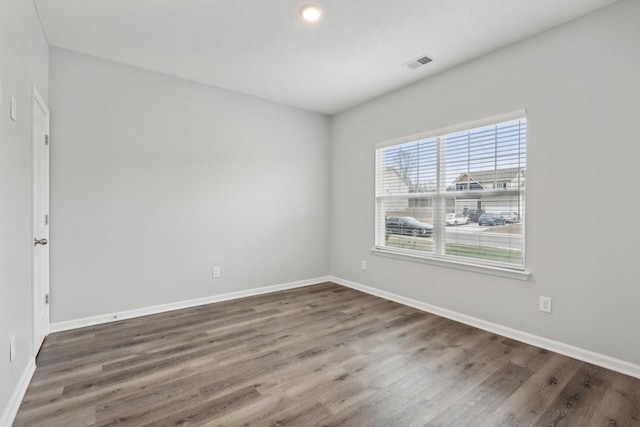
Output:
top-left (539, 296), bottom-right (552, 314)
top-left (360, 260), bottom-right (367, 270)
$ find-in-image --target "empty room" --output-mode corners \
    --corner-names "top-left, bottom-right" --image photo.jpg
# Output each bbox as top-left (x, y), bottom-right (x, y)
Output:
top-left (2, 0), bottom-right (639, 425)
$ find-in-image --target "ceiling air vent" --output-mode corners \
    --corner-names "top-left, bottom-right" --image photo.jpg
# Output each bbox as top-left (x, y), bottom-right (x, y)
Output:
top-left (405, 54), bottom-right (433, 70)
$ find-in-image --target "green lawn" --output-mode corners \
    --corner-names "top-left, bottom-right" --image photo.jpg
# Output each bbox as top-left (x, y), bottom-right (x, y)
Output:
top-left (386, 235), bottom-right (522, 264)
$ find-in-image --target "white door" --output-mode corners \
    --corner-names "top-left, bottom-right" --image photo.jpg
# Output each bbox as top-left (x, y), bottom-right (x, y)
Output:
top-left (32, 87), bottom-right (50, 356)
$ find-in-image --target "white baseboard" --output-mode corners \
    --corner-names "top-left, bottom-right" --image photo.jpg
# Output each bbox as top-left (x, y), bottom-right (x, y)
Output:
top-left (50, 276), bottom-right (331, 333)
top-left (330, 276), bottom-right (640, 380)
top-left (1, 358), bottom-right (36, 427)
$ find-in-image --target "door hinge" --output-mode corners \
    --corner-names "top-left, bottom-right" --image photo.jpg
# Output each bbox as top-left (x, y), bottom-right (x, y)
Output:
top-left (44, 214), bottom-right (49, 225)
top-left (45, 294), bottom-right (49, 304)
top-left (44, 134), bottom-right (49, 145)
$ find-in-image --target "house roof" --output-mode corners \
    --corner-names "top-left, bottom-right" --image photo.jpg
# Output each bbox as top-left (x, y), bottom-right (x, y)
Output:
top-left (453, 167), bottom-right (525, 185)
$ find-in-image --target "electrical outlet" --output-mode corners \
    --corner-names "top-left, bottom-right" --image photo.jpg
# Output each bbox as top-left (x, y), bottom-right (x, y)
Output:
top-left (9, 335), bottom-right (15, 362)
top-left (212, 266), bottom-right (221, 279)
top-left (360, 260), bottom-right (367, 271)
top-left (539, 296), bottom-right (552, 314)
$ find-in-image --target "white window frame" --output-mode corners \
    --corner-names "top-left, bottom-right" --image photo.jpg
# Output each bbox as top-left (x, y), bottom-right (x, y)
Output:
top-left (373, 110), bottom-right (530, 280)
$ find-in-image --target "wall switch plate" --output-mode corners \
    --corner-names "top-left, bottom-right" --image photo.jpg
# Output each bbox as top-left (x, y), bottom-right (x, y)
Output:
top-left (539, 296), bottom-right (552, 314)
top-left (10, 96), bottom-right (16, 121)
top-left (360, 260), bottom-right (367, 271)
top-left (9, 335), bottom-right (15, 362)
top-left (212, 266), bottom-right (221, 279)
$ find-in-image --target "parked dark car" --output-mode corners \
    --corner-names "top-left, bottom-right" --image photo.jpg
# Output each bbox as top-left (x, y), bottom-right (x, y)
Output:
top-left (465, 209), bottom-right (486, 222)
top-left (478, 213), bottom-right (506, 226)
top-left (386, 216), bottom-right (433, 237)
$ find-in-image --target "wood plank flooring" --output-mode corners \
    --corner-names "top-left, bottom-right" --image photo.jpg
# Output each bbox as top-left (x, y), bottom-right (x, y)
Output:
top-left (14, 282), bottom-right (640, 426)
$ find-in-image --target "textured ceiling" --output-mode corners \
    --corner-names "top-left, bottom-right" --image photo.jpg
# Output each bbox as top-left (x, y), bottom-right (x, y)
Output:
top-left (35, 0), bottom-right (619, 115)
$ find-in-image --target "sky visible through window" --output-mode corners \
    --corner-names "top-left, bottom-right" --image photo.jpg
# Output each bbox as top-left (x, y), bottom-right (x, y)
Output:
top-left (385, 120), bottom-right (527, 192)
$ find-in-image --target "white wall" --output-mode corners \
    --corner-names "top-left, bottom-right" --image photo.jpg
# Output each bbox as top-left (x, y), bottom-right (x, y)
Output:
top-left (49, 48), bottom-right (330, 322)
top-left (330, 0), bottom-right (640, 366)
top-left (0, 0), bottom-right (49, 423)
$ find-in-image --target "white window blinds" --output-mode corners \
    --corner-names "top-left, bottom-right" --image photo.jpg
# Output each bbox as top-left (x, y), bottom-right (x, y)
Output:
top-left (375, 114), bottom-right (527, 269)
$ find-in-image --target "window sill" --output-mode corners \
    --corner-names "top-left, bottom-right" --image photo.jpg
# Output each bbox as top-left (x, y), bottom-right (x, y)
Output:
top-left (371, 247), bottom-right (531, 281)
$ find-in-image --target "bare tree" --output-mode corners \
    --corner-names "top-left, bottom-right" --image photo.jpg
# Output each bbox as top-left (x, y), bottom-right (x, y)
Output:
top-left (392, 149), bottom-right (417, 186)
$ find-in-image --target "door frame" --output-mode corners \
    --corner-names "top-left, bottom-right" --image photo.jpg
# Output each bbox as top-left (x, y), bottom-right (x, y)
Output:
top-left (32, 86), bottom-right (50, 355)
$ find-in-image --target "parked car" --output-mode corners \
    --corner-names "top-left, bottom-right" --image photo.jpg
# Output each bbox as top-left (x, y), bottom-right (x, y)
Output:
top-left (499, 211), bottom-right (520, 223)
top-left (386, 216), bottom-right (433, 237)
top-left (446, 213), bottom-right (469, 226)
top-left (478, 213), bottom-right (506, 226)
top-left (465, 209), bottom-right (486, 222)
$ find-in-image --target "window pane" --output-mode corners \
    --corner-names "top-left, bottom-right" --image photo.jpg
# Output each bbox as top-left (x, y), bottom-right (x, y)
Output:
top-left (445, 194), bottom-right (524, 265)
top-left (445, 120), bottom-right (526, 193)
top-left (443, 119), bottom-right (526, 266)
top-left (377, 138), bottom-right (437, 196)
top-left (380, 201), bottom-right (435, 254)
top-left (375, 115), bottom-right (527, 269)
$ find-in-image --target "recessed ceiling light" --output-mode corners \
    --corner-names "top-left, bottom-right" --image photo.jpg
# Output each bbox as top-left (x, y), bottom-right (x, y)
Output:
top-left (300, 4), bottom-right (322, 22)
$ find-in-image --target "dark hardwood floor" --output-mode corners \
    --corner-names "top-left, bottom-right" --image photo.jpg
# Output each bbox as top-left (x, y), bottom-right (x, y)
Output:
top-left (14, 282), bottom-right (640, 426)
